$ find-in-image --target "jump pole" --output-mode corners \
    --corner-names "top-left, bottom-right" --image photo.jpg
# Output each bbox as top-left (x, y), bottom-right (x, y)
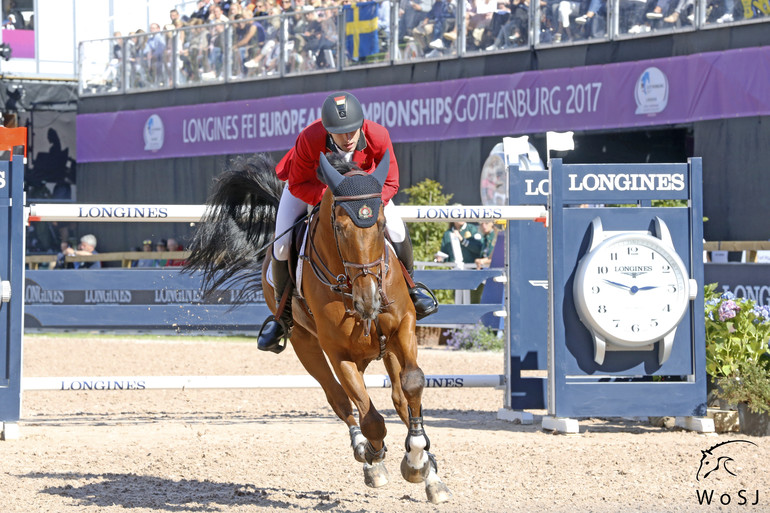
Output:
top-left (23, 374), bottom-right (504, 391)
top-left (27, 204), bottom-right (547, 224)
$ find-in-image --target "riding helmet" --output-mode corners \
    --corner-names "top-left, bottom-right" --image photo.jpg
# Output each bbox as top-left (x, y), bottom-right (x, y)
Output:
top-left (321, 91), bottom-right (364, 134)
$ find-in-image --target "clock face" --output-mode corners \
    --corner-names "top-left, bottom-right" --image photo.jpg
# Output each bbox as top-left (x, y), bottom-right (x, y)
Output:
top-left (573, 233), bottom-right (690, 347)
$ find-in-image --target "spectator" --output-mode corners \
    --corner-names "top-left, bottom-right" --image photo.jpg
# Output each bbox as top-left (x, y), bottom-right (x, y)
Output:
top-left (411, 0), bottom-right (457, 54)
top-left (466, 0), bottom-right (499, 49)
top-left (155, 238), bottom-right (168, 267)
top-left (301, 19), bottom-right (336, 68)
top-left (180, 18), bottom-right (209, 82)
top-left (165, 237), bottom-right (187, 267)
top-left (436, 221), bottom-right (480, 266)
top-left (574, 0), bottom-right (606, 37)
top-left (378, 0), bottom-right (392, 47)
top-left (54, 240), bottom-right (74, 269)
top-left (400, 0), bottom-right (433, 43)
top-left (135, 239), bottom-right (158, 267)
top-left (100, 31), bottom-right (123, 90)
top-left (486, 0), bottom-right (529, 50)
top-left (191, 0), bottom-right (213, 21)
top-left (468, 221), bottom-right (497, 269)
top-left (64, 234), bottom-right (101, 269)
top-left (169, 8), bottom-right (181, 25)
top-left (204, 4), bottom-right (229, 78)
top-left (251, 0), bottom-right (270, 17)
top-left (126, 29), bottom-right (149, 88)
top-left (552, 0), bottom-right (582, 42)
top-left (145, 22), bottom-right (167, 86)
top-left (232, 12), bottom-right (260, 75)
top-left (662, 0), bottom-right (694, 24)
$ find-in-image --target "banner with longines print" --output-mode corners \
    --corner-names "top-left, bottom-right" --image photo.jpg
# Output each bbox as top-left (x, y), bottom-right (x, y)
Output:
top-left (77, 46), bottom-right (770, 163)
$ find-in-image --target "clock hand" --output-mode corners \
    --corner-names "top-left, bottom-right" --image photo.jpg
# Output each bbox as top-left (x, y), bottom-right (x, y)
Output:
top-left (603, 279), bottom-right (632, 290)
top-left (636, 285), bottom-right (659, 291)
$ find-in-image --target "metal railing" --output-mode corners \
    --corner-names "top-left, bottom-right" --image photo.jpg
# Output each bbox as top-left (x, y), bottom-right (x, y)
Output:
top-left (78, 0), bottom-right (769, 96)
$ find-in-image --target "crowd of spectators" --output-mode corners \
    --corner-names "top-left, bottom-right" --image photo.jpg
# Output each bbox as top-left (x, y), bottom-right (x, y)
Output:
top-left (42, 234), bottom-right (187, 269)
top-left (85, 0), bottom-right (766, 92)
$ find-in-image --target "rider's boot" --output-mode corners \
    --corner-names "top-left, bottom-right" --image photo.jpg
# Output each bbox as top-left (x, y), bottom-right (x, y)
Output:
top-left (391, 229), bottom-right (439, 320)
top-left (257, 256), bottom-right (293, 353)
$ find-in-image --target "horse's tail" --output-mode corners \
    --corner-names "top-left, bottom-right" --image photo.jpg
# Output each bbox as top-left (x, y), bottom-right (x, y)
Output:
top-left (184, 154), bottom-right (284, 301)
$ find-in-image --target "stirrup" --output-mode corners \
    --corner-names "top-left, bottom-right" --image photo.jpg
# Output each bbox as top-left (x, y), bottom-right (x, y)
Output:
top-left (257, 315), bottom-right (289, 354)
top-left (410, 281), bottom-right (439, 320)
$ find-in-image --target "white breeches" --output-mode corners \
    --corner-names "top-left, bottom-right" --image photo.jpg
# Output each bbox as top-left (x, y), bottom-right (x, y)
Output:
top-left (273, 186), bottom-right (406, 261)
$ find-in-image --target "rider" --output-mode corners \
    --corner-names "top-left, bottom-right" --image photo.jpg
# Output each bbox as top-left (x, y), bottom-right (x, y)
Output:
top-left (257, 91), bottom-right (438, 353)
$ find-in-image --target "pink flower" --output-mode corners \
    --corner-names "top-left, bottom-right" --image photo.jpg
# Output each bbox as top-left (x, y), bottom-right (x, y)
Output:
top-left (718, 300), bottom-right (740, 321)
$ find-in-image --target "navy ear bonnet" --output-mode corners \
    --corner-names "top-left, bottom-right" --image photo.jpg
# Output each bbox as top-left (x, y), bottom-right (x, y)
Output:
top-left (333, 173), bottom-right (382, 228)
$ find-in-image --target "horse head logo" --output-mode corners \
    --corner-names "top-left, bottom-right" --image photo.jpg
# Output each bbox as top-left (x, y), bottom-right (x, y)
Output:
top-left (696, 440), bottom-right (757, 481)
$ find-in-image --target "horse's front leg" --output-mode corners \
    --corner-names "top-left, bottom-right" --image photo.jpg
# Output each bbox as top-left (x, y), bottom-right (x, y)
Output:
top-left (384, 329), bottom-right (451, 504)
top-left (332, 358), bottom-right (390, 488)
top-left (288, 325), bottom-right (367, 462)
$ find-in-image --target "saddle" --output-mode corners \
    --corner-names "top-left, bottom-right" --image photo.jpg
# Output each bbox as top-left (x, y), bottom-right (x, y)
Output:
top-left (287, 212), bottom-right (310, 289)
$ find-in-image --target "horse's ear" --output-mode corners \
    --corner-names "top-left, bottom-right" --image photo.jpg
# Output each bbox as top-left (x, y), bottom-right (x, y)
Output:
top-left (372, 149), bottom-right (390, 188)
top-left (318, 152), bottom-right (344, 191)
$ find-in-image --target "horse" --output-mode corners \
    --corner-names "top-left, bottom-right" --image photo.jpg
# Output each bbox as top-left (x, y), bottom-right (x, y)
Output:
top-left (184, 151), bottom-right (451, 504)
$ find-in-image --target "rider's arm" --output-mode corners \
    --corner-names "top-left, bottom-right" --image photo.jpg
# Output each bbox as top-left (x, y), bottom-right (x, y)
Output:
top-left (365, 121), bottom-right (400, 204)
top-left (285, 123), bottom-right (327, 205)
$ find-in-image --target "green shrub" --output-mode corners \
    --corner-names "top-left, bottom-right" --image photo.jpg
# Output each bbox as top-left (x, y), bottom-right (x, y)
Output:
top-left (402, 179), bottom-right (454, 304)
top-left (715, 359), bottom-right (770, 414)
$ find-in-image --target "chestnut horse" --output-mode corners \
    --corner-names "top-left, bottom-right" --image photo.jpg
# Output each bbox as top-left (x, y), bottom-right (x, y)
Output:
top-left (184, 151), bottom-right (451, 503)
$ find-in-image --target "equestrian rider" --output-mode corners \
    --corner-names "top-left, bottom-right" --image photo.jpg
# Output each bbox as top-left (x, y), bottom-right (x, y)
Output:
top-left (258, 91), bottom-right (439, 352)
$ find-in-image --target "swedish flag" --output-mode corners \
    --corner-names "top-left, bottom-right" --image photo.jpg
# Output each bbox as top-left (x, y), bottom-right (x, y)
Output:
top-left (344, 1), bottom-right (379, 60)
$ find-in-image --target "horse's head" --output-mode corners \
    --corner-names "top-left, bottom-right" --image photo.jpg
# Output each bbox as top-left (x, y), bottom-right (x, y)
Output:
top-left (318, 151), bottom-right (390, 321)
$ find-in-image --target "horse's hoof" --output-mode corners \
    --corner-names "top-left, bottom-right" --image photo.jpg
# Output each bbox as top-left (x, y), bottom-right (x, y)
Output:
top-left (352, 441), bottom-right (367, 463)
top-left (363, 461), bottom-right (389, 488)
top-left (400, 453), bottom-right (430, 483)
top-left (426, 479), bottom-right (452, 504)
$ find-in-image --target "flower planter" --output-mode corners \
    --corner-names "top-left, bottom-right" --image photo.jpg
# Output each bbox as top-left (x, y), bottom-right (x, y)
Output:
top-left (737, 403), bottom-right (770, 436)
top-left (707, 379), bottom-right (739, 411)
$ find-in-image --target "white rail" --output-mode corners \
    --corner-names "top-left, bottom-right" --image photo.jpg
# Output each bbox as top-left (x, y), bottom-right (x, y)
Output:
top-left (27, 204), bottom-right (547, 224)
top-left (23, 374), bottom-right (505, 391)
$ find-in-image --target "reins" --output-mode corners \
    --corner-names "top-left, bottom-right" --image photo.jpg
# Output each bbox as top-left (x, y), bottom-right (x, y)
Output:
top-left (302, 171), bottom-right (392, 359)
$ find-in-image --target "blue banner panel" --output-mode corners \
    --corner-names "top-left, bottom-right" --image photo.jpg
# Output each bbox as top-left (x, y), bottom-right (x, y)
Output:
top-left (704, 263), bottom-right (770, 307)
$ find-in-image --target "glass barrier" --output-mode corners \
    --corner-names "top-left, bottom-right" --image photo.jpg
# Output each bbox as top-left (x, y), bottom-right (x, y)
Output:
top-left (78, 0), bottom-right (769, 96)
top-left (287, 7), bottom-right (341, 75)
top-left (79, 38), bottom-right (120, 95)
top-left (123, 27), bottom-right (176, 92)
top-left (701, 0), bottom-right (769, 26)
top-left (397, 0), bottom-right (460, 61)
top-left (344, 2), bottom-right (389, 66)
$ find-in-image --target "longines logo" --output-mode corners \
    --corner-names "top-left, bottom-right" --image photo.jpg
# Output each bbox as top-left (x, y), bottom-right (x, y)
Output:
top-left (616, 265), bottom-right (652, 278)
top-left (695, 440), bottom-right (760, 506)
top-left (523, 172), bottom-right (685, 196)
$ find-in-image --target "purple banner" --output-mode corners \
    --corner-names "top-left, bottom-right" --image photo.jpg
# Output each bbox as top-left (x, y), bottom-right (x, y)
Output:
top-left (77, 46), bottom-right (770, 163)
top-left (1, 29), bottom-right (34, 59)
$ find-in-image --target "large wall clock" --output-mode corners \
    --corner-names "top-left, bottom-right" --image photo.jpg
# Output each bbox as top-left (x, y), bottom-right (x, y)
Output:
top-left (572, 216), bottom-right (697, 365)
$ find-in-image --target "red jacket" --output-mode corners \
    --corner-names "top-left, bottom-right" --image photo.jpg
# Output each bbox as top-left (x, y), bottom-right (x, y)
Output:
top-left (275, 119), bottom-right (399, 206)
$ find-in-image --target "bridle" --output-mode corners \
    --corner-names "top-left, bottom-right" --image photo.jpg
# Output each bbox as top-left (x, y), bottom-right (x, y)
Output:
top-left (304, 170), bottom-right (393, 346)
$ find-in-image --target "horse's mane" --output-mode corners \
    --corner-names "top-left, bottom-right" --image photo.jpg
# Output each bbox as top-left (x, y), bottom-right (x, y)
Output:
top-left (184, 151), bottom-right (363, 302)
top-left (319, 152), bottom-right (361, 180)
top-left (183, 153), bottom-right (284, 299)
